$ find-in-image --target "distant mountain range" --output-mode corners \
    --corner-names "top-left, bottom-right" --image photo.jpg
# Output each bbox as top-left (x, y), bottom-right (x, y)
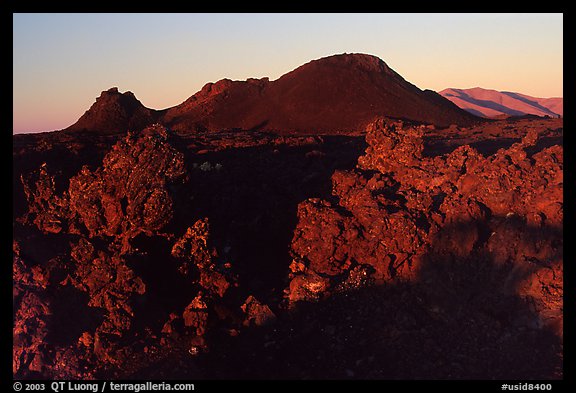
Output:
top-left (439, 87), bottom-right (562, 119)
top-left (63, 53), bottom-right (478, 135)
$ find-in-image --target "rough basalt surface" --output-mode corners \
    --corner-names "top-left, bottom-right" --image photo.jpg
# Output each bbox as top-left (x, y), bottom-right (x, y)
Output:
top-left (14, 126), bottom-right (244, 378)
top-left (287, 120), bottom-right (562, 330)
top-left (282, 120), bottom-right (562, 378)
top-left (13, 118), bottom-right (563, 379)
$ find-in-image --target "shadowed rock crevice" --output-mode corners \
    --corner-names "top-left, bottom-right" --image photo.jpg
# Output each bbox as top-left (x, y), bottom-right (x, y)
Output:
top-left (177, 137), bottom-right (366, 303)
top-left (195, 226), bottom-right (562, 379)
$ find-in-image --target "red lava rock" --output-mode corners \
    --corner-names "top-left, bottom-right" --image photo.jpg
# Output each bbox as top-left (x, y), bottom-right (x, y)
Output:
top-left (13, 289), bottom-right (51, 375)
top-left (171, 219), bottom-right (212, 268)
top-left (287, 272), bottom-right (330, 306)
top-left (161, 313), bottom-right (180, 335)
top-left (199, 269), bottom-right (230, 298)
top-left (67, 125), bottom-right (187, 246)
top-left (183, 295), bottom-right (209, 336)
top-left (20, 163), bottom-right (66, 234)
top-left (164, 217), bottom-right (240, 351)
top-left (78, 332), bottom-right (93, 348)
top-left (13, 115), bottom-right (562, 379)
top-left (285, 118), bottom-right (563, 346)
top-left (14, 126), bottom-right (193, 377)
top-left (21, 125), bottom-right (187, 252)
top-left (68, 238), bottom-right (146, 342)
top-left (13, 240), bottom-right (54, 377)
top-left (241, 296), bottom-right (276, 327)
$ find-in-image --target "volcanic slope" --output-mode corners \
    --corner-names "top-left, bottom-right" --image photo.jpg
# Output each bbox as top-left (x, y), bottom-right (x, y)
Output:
top-left (64, 53), bottom-right (479, 135)
top-left (163, 53), bottom-right (480, 133)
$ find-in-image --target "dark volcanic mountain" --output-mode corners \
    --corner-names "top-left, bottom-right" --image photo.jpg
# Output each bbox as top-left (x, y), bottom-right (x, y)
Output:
top-left (65, 54), bottom-right (479, 134)
top-left (163, 53), bottom-right (479, 132)
top-left (65, 87), bottom-right (161, 134)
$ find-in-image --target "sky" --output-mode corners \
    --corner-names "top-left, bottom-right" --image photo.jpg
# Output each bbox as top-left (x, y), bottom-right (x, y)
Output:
top-left (13, 13), bottom-right (563, 134)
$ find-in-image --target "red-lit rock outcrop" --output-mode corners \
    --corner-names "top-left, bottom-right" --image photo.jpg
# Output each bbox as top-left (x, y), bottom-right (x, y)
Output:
top-left (286, 119), bottom-right (562, 340)
top-left (14, 126), bottom-right (243, 377)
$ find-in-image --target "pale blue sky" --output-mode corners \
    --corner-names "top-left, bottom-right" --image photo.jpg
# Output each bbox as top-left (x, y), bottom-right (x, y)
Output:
top-left (13, 13), bottom-right (563, 133)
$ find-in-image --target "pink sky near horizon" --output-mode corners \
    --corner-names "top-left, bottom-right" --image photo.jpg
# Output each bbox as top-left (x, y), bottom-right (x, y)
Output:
top-left (13, 13), bottom-right (563, 134)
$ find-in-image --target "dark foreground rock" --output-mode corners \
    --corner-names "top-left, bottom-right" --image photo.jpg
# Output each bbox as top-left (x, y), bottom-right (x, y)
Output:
top-left (13, 118), bottom-right (562, 379)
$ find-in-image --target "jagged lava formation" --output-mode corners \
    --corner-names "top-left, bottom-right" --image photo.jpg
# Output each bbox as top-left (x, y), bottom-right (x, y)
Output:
top-left (13, 117), bottom-right (563, 379)
top-left (13, 53), bottom-right (562, 379)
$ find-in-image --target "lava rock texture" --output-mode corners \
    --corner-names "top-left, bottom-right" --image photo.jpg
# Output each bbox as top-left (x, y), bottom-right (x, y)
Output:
top-left (13, 118), bottom-right (563, 379)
